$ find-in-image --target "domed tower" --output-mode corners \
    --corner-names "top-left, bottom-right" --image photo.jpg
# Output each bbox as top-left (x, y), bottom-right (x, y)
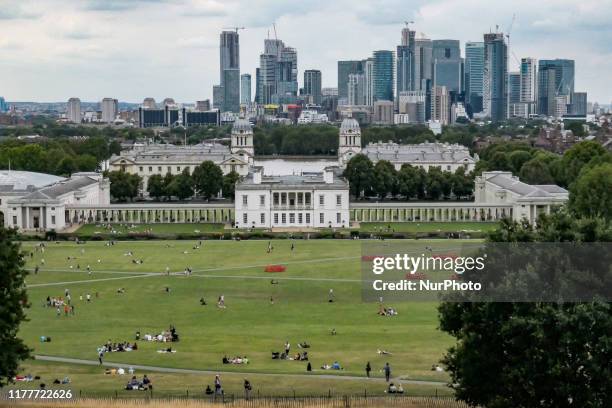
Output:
top-left (339, 118), bottom-right (362, 164)
top-left (231, 118), bottom-right (254, 158)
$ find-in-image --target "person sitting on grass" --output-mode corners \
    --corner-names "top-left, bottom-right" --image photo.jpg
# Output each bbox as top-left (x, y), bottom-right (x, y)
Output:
top-left (142, 375), bottom-right (151, 389)
top-left (298, 341), bottom-right (310, 348)
top-left (331, 361), bottom-right (342, 370)
top-left (200, 297), bottom-right (207, 306)
top-left (205, 385), bottom-right (214, 395)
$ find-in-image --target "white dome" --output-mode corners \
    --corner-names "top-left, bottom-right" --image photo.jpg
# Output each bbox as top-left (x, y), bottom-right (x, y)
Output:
top-left (232, 118), bottom-right (253, 134)
top-left (0, 170), bottom-right (65, 190)
top-left (340, 118), bottom-right (361, 134)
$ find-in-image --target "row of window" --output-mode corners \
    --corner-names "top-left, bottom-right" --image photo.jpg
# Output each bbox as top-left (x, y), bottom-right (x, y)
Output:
top-left (242, 194), bottom-right (343, 207)
top-left (241, 212), bottom-right (343, 225)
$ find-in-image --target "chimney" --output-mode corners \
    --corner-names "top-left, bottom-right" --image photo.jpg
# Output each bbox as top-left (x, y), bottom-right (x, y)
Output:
top-left (323, 167), bottom-right (334, 184)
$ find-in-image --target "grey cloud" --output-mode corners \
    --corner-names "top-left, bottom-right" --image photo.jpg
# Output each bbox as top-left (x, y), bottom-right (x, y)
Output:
top-left (83, 0), bottom-right (173, 11)
top-left (0, 3), bottom-right (40, 19)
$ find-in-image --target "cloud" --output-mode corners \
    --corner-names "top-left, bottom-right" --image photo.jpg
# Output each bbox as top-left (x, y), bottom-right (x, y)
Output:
top-left (177, 35), bottom-right (217, 49)
top-left (180, 0), bottom-right (228, 17)
top-left (0, 2), bottom-right (40, 19)
top-left (82, 0), bottom-right (173, 11)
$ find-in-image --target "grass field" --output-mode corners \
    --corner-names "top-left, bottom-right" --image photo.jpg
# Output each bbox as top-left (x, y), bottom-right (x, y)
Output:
top-left (14, 239), bottom-right (472, 397)
top-left (75, 223), bottom-right (225, 235)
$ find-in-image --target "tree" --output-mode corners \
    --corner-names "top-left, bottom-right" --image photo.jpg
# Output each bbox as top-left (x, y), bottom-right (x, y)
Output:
top-left (75, 154), bottom-right (98, 172)
top-left (451, 167), bottom-right (473, 199)
top-left (343, 154), bottom-right (373, 198)
top-left (519, 157), bottom-right (554, 184)
top-left (163, 173), bottom-right (174, 200)
top-left (193, 161), bottom-right (223, 200)
top-left (560, 141), bottom-right (608, 186)
top-left (488, 151), bottom-right (512, 171)
top-left (222, 171), bottom-right (241, 199)
top-left (0, 227), bottom-right (31, 386)
top-left (397, 164), bottom-right (420, 199)
top-left (508, 150), bottom-right (532, 173)
top-left (168, 168), bottom-right (194, 200)
top-left (56, 156), bottom-right (77, 176)
top-left (439, 214), bottom-right (612, 408)
top-left (108, 171), bottom-right (140, 202)
top-left (146, 174), bottom-right (165, 201)
top-left (425, 167), bottom-right (445, 200)
top-left (569, 163), bottom-right (612, 220)
top-left (371, 160), bottom-right (397, 199)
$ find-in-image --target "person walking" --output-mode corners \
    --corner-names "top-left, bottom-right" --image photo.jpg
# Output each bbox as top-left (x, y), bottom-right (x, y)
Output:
top-left (214, 374), bottom-right (222, 395)
top-left (98, 350), bottom-right (104, 365)
top-left (243, 378), bottom-right (252, 400)
top-left (384, 362), bottom-right (391, 382)
top-left (366, 362), bottom-right (371, 378)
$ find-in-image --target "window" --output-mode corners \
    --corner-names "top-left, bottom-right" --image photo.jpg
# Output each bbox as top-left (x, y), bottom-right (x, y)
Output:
top-left (243, 213), bottom-right (248, 224)
top-left (281, 193), bottom-right (287, 205)
top-left (298, 213), bottom-right (303, 224)
top-left (447, 165), bottom-right (451, 171)
top-left (273, 193), bottom-right (279, 206)
top-left (274, 213), bottom-right (279, 224)
top-left (139, 166), bottom-right (143, 172)
top-left (305, 193), bottom-right (311, 206)
top-left (260, 213), bottom-right (265, 224)
top-left (167, 166), bottom-right (171, 173)
top-left (337, 213), bottom-right (341, 223)
top-left (297, 193), bottom-right (303, 205)
top-left (242, 195), bottom-right (248, 206)
top-left (319, 195), bottom-right (325, 205)
top-left (51, 215), bottom-right (56, 224)
top-left (13, 216), bottom-right (17, 225)
top-left (289, 213), bottom-right (295, 223)
top-left (281, 213), bottom-right (286, 224)
top-left (259, 195), bottom-right (265, 206)
top-left (177, 166), bottom-right (181, 172)
top-left (336, 194), bottom-right (342, 205)
top-left (158, 166), bottom-right (162, 172)
top-left (51, 207), bottom-right (55, 211)
top-left (0, 199), bottom-right (2, 205)
top-left (149, 166), bottom-right (153, 172)
top-left (305, 213), bottom-right (310, 224)
top-left (319, 213), bottom-right (324, 224)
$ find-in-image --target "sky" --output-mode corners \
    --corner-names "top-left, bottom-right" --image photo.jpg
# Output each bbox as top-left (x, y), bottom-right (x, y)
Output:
top-left (1, 0), bottom-right (611, 104)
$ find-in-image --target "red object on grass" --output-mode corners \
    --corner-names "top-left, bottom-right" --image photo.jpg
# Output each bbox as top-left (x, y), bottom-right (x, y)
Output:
top-left (265, 265), bottom-right (286, 272)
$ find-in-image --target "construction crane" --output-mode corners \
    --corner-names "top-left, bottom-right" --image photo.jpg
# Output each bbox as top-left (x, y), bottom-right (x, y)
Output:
top-left (222, 26), bottom-right (245, 33)
top-left (404, 20), bottom-right (414, 27)
top-left (505, 14), bottom-right (520, 65)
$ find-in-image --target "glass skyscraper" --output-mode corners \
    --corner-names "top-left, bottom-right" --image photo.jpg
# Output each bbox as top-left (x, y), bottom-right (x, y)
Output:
top-left (432, 40), bottom-right (462, 94)
top-left (337, 60), bottom-right (364, 102)
top-left (372, 50), bottom-right (394, 102)
top-left (303, 70), bottom-right (322, 105)
top-left (465, 42), bottom-right (484, 114)
top-left (240, 74), bottom-right (251, 105)
top-left (219, 31), bottom-right (240, 112)
top-left (537, 59), bottom-right (575, 116)
top-left (483, 33), bottom-right (508, 122)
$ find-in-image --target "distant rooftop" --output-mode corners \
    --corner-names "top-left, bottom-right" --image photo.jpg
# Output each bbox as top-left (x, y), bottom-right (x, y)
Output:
top-left (0, 170), bottom-right (65, 191)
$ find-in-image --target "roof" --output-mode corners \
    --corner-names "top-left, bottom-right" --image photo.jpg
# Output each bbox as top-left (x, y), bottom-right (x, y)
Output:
top-left (237, 172), bottom-right (348, 190)
top-left (109, 143), bottom-right (235, 164)
top-left (484, 172), bottom-right (568, 200)
top-left (232, 118), bottom-right (253, 134)
top-left (340, 118), bottom-right (361, 134)
top-left (0, 170), bottom-right (65, 191)
top-left (21, 176), bottom-right (98, 200)
top-left (362, 142), bottom-right (475, 163)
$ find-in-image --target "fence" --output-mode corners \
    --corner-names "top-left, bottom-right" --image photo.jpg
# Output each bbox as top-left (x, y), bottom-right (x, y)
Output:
top-left (5, 396), bottom-right (471, 408)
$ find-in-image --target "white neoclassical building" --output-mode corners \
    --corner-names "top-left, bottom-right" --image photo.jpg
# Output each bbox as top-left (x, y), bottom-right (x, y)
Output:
top-left (475, 171), bottom-right (569, 224)
top-left (234, 167), bottom-right (350, 229)
top-left (0, 171), bottom-right (110, 231)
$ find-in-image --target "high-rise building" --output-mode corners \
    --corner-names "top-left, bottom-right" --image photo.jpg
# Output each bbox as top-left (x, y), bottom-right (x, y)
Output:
top-left (483, 32), bottom-right (508, 122)
top-left (397, 27), bottom-right (416, 95)
top-left (0, 96), bottom-right (7, 112)
top-left (240, 74), bottom-right (251, 105)
top-left (537, 59), bottom-right (575, 116)
top-left (432, 40), bottom-right (462, 94)
top-left (364, 58), bottom-right (375, 107)
top-left (142, 97), bottom-right (156, 109)
top-left (213, 85), bottom-right (224, 110)
top-left (465, 42), bottom-right (484, 114)
top-left (373, 100), bottom-right (394, 124)
top-left (508, 72), bottom-right (521, 104)
top-left (303, 69), bottom-right (322, 105)
top-left (101, 98), bottom-right (118, 123)
top-left (372, 50), bottom-right (394, 102)
top-left (219, 30), bottom-right (240, 112)
top-left (337, 60), bottom-right (364, 103)
top-left (397, 91), bottom-right (426, 123)
top-left (67, 98), bottom-right (81, 123)
top-left (520, 58), bottom-right (537, 104)
top-left (196, 100), bottom-right (211, 111)
top-left (347, 73), bottom-right (367, 106)
top-left (256, 38), bottom-right (298, 104)
top-left (570, 92), bottom-right (587, 116)
top-left (414, 37), bottom-right (433, 91)
top-left (431, 86), bottom-right (450, 125)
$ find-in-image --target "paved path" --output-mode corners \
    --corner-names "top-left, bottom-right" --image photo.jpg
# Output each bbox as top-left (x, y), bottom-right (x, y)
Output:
top-left (34, 355), bottom-right (446, 387)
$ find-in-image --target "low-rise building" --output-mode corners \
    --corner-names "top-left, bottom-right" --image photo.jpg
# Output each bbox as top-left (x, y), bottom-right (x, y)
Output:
top-left (234, 167), bottom-right (349, 229)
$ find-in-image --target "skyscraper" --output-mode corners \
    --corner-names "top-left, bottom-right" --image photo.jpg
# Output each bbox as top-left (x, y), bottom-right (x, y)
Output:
top-left (372, 50), bottom-right (394, 102)
top-left (347, 73), bottom-right (367, 105)
top-left (142, 97), bottom-right (156, 109)
top-left (213, 85), bottom-right (224, 110)
top-left (101, 98), bottom-right (118, 123)
top-left (364, 58), bottom-right (375, 107)
top-left (483, 32), bottom-right (508, 122)
top-left (432, 40), bottom-right (462, 94)
top-left (303, 70), bottom-right (322, 105)
top-left (465, 42), bottom-right (484, 114)
top-left (519, 58), bottom-right (537, 104)
top-left (397, 27), bottom-right (415, 95)
top-left (219, 30), bottom-right (240, 112)
top-left (508, 72), bottom-right (521, 104)
top-left (570, 92), bottom-right (587, 116)
top-left (414, 36), bottom-right (433, 91)
top-left (240, 74), bottom-right (251, 105)
top-left (537, 59), bottom-right (575, 116)
top-left (337, 60), bottom-right (364, 103)
top-left (67, 97), bottom-right (81, 123)
top-left (431, 86), bottom-right (450, 125)
top-left (257, 38), bottom-right (298, 104)
top-left (0, 96), bottom-right (7, 112)
top-left (277, 46), bottom-right (298, 103)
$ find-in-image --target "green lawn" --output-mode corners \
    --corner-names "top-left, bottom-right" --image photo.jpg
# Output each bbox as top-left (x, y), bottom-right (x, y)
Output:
top-left (16, 239), bottom-right (467, 396)
top-left (75, 223), bottom-right (225, 235)
top-left (359, 222), bottom-right (498, 233)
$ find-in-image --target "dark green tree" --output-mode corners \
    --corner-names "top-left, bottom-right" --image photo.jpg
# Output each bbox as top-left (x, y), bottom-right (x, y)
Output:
top-left (397, 164), bottom-right (420, 199)
top-left (451, 167), bottom-right (473, 199)
top-left (560, 141), bottom-right (608, 186)
top-left (168, 168), bottom-right (194, 200)
top-left (569, 163), bottom-right (612, 220)
top-left (56, 156), bottom-right (77, 176)
top-left (519, 157), bottom-right (554, 184)
top-left (163, 173), bottom-right (174, 200)
top-left (222, 171), bottom-right (241, 199)
top-left (0, 227), bottom-right (31, 386)
top-left (75, 154), bottom-right (98, 172)
top-left (108, 171), bottom-right (140, 202)
top-left (146, 174), bottom-right (165, 200)
top-left (372, 160), bottom-right (397, 199)
top-left (508, 150), bottom-right (532, 173)
top-left (193, 161), bottom-right (223, 200)
top-left (343, 154), bottom-right (374, 198)
top-left (425, 167), bottom-right (445, 200)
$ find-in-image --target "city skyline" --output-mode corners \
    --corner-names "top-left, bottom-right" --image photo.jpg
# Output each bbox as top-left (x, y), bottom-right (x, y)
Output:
top-left (1, 0), bottom-right (611, 103)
